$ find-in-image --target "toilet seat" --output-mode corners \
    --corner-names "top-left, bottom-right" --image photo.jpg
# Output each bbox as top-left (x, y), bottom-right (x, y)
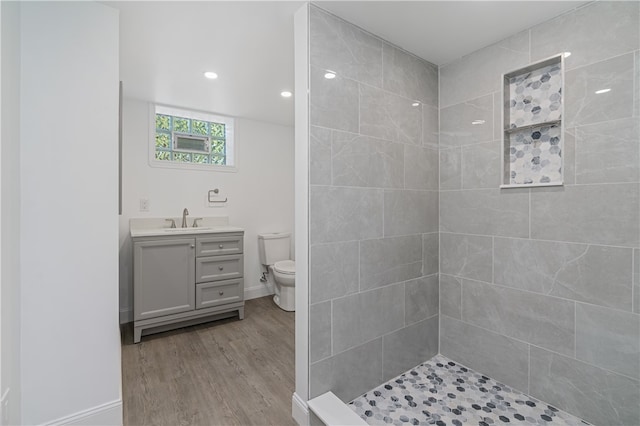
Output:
top-left (274, 260), bottom-right (295, 275)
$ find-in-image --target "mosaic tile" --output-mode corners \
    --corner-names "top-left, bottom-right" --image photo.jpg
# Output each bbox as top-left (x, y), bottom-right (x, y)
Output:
top-left (508, 63), bottom-right (562, 128)
top-left (349, 354), bottom-right (589, 426)
top-left (508, 124), bottom-right (562, 185)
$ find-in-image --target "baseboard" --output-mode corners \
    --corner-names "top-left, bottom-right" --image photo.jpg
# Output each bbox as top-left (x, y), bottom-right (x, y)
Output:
top-left (45, 399), bottom-right (122, 426)
top-left (244, 285), bottom-right (273, 300)
top-left (119, 308), bottom-right (132, 324)
top-left (292, 392), bottom-right (309, 426)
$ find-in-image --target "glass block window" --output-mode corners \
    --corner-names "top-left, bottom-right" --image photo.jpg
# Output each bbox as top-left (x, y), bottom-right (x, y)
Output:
top-left (151, 104), bottom-right (235, 170)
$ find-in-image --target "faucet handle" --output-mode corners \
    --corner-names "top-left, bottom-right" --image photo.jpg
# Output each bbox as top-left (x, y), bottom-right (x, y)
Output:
top-left (192, 218), bottom-right (203, 228)
top-left (165, 218), bottom-right (176, 228)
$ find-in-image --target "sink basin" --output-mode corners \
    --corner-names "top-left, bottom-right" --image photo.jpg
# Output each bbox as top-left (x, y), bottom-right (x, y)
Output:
top-left (163, 227), bottom-right (213, 233)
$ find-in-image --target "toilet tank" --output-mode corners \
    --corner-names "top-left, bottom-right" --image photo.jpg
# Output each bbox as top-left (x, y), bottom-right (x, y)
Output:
top-left (258, 232), bottom-right (291, 265)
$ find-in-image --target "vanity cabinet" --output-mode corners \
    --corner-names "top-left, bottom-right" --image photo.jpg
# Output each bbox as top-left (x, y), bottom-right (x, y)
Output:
top-left (133, 231), bottom-right (244, 343)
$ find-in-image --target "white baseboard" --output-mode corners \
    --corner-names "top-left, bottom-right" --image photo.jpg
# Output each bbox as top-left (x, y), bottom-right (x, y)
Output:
top-left (244, 284), bottom-right (273, 300)
top-left (292, 392), bottom-right (309, 426)
top-left (45, 399), bottom-right (122, 426)
top-left (119, 309), bottom-right (132, 324)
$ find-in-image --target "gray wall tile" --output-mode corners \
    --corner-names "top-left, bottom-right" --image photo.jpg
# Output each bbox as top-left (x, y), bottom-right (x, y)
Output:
top-left (440, 189), bottom-right (529, 238)
top-left (440, 315), bottom-right (529, 392)
top-left (310, 186), bottom-right (383, 244)
top-left (493, 92), bottom-right (502, 141)
top-left (422, 232), bottom-right (439, 276)
top-left (439, 30), bottom-right (529, 107)
top-left (310, 65), bottom-right (359, 133)
top-left (494, 238), bottom-right (633, 311)
top-left (384, 190), bottom-right (438, 236)
top-left (405, 275), bottom-right (439, 325)
top-left (310, 301), bottom-right (332, 363)
top-left (423, 105), bottom-right (439, 149)
top-left (360, 83), bottom-right (423, 146)
top-left (635, 51), bottom-right (639, 118)
top-left (360, 235), bottom-right (422, 291)
top-left (310, 338), bottom-right (383, 402)
top-left (382, 42), bottom-right (438, 107)
top-left (462, 140), bottom-right (501, 189)
top-left (635, 249), bottom-right (639, 314)
top-left (383, 316), bottom-right (438, 381)
top-left (332, 131), bottom-right (404, 189)
top-left (310, 6), bottom-right (383, 88)
top-left (310, 126), bottom-right (332, 185)
top-left (529, 346), bottom-right (640, 426)
top-left (562, 127), bottom-right (576, 185)
top-left (575, 117), bottom-right (640, 184)
top-left (440, 94), bottom-right (493, 148)
top-left (439, 148), bottom-right (461, 190)
top-left (440, 233), bottom-right (492, 282)
top-left (565, 53), bottom-right (635, 128)
top-left (310, 241), bottom-right (359, 304)
top-left (530, 184), bottom-right (640, 247)
top-left (404, 145), bottom-right (438, 190)
top-left (332, 283), bottom-right (405, 353)
top-left (575, 303), bottom-right (640, 380)
top-left (462, 279), bottom-right (575, 356)
top-left (440, 274), bottom-right (462, 320)
top-left (530, 1), bottom-right (639, 71)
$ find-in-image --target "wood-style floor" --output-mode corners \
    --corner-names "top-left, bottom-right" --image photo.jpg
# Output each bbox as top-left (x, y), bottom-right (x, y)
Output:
top-left (121, 296), bottom-right (296, 426)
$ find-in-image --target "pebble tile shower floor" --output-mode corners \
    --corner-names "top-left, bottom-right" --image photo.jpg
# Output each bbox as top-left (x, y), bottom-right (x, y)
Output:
top-left (349, 355), bottom-right (589, 426)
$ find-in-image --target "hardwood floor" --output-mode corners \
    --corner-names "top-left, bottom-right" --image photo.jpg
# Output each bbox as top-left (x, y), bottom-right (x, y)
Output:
top-left (121, 296), bottom-right (296, 426)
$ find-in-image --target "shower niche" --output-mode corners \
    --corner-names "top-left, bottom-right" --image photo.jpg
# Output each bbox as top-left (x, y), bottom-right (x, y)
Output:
top-left (501, 54), bottom-right (564, 188)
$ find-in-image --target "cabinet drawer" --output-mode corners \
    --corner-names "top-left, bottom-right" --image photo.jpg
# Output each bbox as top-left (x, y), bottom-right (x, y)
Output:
top-left (196, 254), bottom-right (243, 283)
top-left (196, 279), bottom-right (243, 309)
top-left (196, 234), bottom-right (243, 257)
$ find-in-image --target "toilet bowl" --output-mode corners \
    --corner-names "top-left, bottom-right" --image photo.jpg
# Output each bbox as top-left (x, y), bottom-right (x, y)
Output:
top-left (258, 233), bottom-right (295, 312)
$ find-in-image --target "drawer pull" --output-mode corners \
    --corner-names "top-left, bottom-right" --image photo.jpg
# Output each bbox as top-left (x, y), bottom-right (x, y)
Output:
top-left (218, 266), bottom-right (224, 271)
top-left (219, 291), bottom-right (224, 296)
top-left (190, 245), bottom-right (195, 248)
top-left (218, 244), bottom-right (224, 249)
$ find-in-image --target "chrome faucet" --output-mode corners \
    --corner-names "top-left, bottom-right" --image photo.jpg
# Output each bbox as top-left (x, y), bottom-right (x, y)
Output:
top-left (181, 208), bottom-right (189, 228)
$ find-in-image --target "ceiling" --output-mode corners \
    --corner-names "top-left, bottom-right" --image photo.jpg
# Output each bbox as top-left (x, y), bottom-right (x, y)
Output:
top-left (111, 1), bottom-right (590, 127)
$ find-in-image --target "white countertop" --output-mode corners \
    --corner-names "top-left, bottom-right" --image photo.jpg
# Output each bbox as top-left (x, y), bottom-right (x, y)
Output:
top-left (130, 216), bottom-right (243, 238)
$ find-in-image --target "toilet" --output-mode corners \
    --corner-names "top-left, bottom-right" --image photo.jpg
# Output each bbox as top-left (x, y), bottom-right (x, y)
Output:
top-left (258, 232), bottom-right (295, 311)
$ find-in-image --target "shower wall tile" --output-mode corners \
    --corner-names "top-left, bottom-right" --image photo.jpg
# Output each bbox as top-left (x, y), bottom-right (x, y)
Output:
top-left (439, 148), bottom-right (461, 190)
top-left (440, 94), bottom-right (493, 148)
top-left (493, 92), bottom-right (502, 141)
top-left (494, 238), bottom-right (633, 311)
top-left (310, 338), bottom-right (383, 402)
top-left (440, 274), bottom-right (462, 320)
top-left (360, 235), bottom-right (422, 291)
top-left (310, 6), bottom-right (383, 88)
top-left (439, 30), bottom-right (529, 108)
top-left (331, 131), bottom-right (404, 189)
top-left (423, 105), bottom-right (439, 149)
top-left (310, 241), bottom-right (359, 304)
top-left (529, 346), bottom-right (640, 426)
top-left (575, 117), bottom-right (640, 184)
top-left (635, 52), bottom-right (639, 118)
top-left (383, 316), bottom-right (439, 381)
top-left (382, 42), bottom-right (438, 107)
top-left (310, 301), bottom-right (332, 363)
top-left (575, 303), bottom-right (640, 380)
top-left (440, 233), bottom-right (492, 282)
top-left (462, 279), bottom-right (575, 356)
top-left (404, 145), bottom-right (438, 190)
top-left (565, 53), bottom-right (634, 128)
top-left (440, 188), bottom-right (529, 238)
top-left (461, 140), bottom-right (501, 189)
top-left (360, 84), bottom-right (423, 145)
top-left (310, 65), bottom-right (359, 133)
top-left (422, 232), bottom-right (439, 276)
top-left (310, 186), bottom-right (383, 244)
top-left (635, 249), bottom-right (639, 314)
top-left (383, 190), bottom-right (438, 236)
top-left (332, 283), bottom-right (405, 353)
top-left (440, 315), bottom-right (529, 392)
top-left (405, 275), bottom-right (439, 325)
top-left (530, 1), bottom-right (639, 71)
top-left (530, 183), bottom-right (640, 247)
top-left (562, 127), bottom-right (576, 185)
top-left (310, 126), bottom-right (332, 185)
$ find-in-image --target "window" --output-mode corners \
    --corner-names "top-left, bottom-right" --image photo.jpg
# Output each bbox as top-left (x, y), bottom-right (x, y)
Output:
top-left (150, 104), bottom-right (236, 170)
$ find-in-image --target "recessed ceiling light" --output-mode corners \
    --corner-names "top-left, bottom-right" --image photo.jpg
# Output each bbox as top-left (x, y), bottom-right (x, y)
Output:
top-left (324, 71), bottom-right (336, 79)
top-left (411, 102), bottom-right (420, 107)
top-left (281, 91), bottom-right (292, 98)
top-left (595, 88), bottom-right (611, 94)
top-left (471, 119), bottom-right (486, 125)
top-left (563, 52), bottom-right (572, 58)
top-left (204, 71), bottom-right (218, 80)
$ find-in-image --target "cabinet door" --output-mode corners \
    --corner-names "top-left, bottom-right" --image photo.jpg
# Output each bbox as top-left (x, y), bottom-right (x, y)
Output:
top-left (134, 238), bottom-right (195, 321)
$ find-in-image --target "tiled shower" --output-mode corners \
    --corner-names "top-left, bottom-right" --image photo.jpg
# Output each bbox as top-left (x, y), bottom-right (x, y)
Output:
top-left (306, 2), bottom-right (640, 426)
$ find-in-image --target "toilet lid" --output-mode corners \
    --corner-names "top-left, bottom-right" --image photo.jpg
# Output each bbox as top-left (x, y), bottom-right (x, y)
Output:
top-left (274, 260), bottom-right (295, 275)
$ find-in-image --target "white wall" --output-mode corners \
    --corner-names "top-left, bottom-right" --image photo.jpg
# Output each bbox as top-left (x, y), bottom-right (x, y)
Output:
top-left (119, 98), bottom-right (294, 323)
top-left (0, 2), bottom-right (21, 424)
top-left (20, 2), bottom-right (122, 424)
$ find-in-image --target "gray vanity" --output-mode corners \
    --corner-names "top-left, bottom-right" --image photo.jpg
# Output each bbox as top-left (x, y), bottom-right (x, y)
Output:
top-left (130, 218), bottom-right (245, 343)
